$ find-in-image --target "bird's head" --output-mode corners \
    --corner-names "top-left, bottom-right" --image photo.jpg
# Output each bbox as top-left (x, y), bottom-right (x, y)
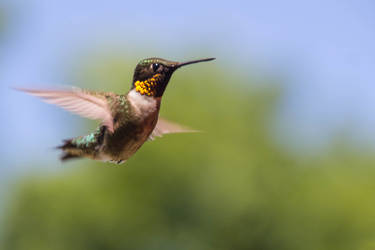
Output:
top-left (132, 57), bottom-right (215, 97)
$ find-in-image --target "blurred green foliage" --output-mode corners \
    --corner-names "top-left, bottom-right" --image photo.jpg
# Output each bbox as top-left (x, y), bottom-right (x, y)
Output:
top-left (2, 55), bottom-right (375, 250)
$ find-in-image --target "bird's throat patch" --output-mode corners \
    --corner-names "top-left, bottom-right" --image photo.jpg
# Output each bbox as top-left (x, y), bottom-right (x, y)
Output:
top-left (134, 74), bottom-right (161, 96)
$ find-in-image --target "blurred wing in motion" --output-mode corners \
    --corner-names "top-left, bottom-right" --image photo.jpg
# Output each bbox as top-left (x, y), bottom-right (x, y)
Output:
top-left (149, 117), bottom-right (199, 140)
top-left (17, 87), bottom-right (114, 133)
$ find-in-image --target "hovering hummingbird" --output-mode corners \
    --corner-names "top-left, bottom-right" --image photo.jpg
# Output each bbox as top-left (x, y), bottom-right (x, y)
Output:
top-left (19, 57), bottom-right (215, 164)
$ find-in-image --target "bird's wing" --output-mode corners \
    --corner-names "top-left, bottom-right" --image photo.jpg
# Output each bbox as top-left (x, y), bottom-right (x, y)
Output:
top-left (149, 117), bottom-right (198, 140)
top-left (17, 87), bottom-right (115, 133)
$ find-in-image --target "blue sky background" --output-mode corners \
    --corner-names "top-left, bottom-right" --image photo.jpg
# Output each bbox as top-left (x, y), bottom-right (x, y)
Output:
top-left (0, 0), bottom-right (375, 176)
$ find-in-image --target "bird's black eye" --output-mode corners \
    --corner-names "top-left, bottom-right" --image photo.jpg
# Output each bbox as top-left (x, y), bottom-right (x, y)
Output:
top-left (152, 63), bottom-right (160, 71)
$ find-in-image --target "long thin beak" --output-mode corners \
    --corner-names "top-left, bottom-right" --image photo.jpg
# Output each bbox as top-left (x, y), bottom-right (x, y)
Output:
top-left (175, 57), bottom-right (215, 68)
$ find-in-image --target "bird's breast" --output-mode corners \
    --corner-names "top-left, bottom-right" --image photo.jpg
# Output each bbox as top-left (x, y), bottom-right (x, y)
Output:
top-left (127, 89), bottom-right (160, 120)
top-left (102, 90), bottom-right (161, 161)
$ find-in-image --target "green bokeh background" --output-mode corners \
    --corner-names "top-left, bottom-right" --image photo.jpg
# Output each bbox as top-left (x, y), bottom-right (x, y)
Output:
top-left (2, 53), bottom-right (375, 250)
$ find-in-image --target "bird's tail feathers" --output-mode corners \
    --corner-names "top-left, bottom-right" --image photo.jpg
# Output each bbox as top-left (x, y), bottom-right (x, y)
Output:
top-left (56, 139), bottom-right (82, 162)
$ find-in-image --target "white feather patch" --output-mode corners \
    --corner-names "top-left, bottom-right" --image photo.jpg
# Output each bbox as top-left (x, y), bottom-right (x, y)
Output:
top-left (127, 89), bottom-right (158, 119)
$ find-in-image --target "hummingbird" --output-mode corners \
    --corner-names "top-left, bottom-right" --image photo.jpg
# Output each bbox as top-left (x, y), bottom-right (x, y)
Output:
top-left (18, 57), bottom-right (215, 164)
